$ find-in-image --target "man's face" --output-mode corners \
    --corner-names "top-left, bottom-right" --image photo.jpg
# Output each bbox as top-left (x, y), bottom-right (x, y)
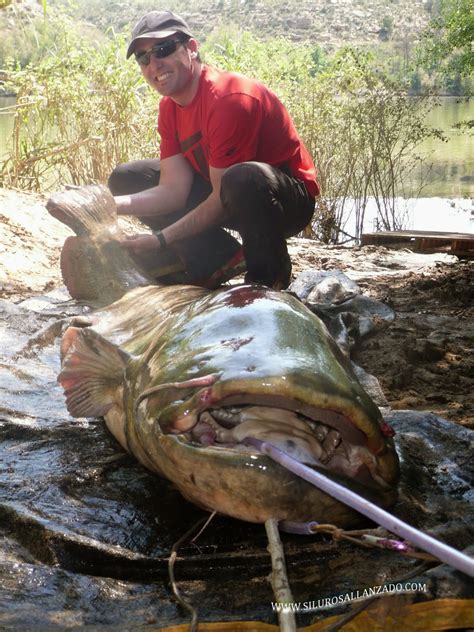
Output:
top-left (134, 36), bottom-right (197, 100)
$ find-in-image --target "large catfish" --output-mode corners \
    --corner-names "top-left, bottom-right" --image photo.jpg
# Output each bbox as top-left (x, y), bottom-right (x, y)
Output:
top-left (47, 185), bottom-right (399, 526)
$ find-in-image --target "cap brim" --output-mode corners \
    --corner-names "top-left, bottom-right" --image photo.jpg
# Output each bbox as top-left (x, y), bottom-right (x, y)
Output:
top-left (126, 29), bottom-right (190, 58)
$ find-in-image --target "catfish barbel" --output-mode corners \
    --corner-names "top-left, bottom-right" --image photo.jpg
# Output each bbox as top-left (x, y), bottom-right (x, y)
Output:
top-left (47, 185), bottom-right (399, 526)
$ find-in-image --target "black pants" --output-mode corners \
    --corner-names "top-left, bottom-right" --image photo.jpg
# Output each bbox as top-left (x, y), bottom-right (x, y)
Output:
top-left (108, 159), bottom-right (315, 288)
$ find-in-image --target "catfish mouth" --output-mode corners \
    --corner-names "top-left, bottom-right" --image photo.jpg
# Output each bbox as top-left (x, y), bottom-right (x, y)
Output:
top-left (175, 404), bottom-right (394, 493)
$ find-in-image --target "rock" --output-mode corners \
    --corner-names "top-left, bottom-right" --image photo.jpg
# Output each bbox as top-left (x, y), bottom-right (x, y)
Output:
top-left (290, 269), bottom-right (361, 302)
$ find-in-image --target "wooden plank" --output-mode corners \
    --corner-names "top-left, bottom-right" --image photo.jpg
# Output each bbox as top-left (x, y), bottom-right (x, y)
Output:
top-left (362, 230), bottom-right (474, 240)
top-left (361, 234), bottom-right (414, 246)
top-left (361, 230), bottom-right (474, 257)
top-left (451, 239), bottom-right (474, 254)
top-left (415, 237), bottom-right (453, 252)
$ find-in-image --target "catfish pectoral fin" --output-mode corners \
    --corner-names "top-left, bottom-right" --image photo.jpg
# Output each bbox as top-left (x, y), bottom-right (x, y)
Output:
top-left (59, 326), bottom-right (130, 418)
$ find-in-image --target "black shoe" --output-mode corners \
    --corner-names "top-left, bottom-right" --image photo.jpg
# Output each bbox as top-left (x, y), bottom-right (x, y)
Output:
top-left (244, 249), bottom-right (292, 290)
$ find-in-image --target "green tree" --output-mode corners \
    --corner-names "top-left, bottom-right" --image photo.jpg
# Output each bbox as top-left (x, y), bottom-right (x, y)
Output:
top-left (418, 0), bottom-right (474, 79)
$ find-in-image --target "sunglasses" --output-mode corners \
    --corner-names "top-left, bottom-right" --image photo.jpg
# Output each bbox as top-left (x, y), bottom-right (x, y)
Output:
top-left (135, 39), bottom-right (185, 67)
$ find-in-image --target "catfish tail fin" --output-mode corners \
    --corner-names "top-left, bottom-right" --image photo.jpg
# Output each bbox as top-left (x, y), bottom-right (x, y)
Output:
top-left (46, 185), bottom-right (118, 238)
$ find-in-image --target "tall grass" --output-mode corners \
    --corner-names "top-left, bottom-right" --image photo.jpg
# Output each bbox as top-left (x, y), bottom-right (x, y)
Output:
top-left (1, 31), bottom-right (159, 190)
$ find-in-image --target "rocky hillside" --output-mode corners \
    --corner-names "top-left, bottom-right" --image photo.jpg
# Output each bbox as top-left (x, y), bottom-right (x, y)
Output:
top-left (181, 0), bottom-right (431, 50)
top-left (20, 0), bottom-right (433, 51)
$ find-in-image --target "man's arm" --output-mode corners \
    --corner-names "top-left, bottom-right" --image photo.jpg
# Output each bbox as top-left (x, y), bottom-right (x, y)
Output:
top-left (115, 153), bottom-right (195, 218)
top-left (161, 166), bottom-right (227, 244)
top-left (120, 165), bottom-right (228, 254)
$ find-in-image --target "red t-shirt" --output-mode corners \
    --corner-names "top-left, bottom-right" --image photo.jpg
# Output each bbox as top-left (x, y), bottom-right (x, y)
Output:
top-left (158, 65), bottom-right (319, 198)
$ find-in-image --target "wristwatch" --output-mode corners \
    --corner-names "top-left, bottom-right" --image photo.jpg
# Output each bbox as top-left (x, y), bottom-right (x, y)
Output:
top-left (154, 230), bottom-right (167, 248)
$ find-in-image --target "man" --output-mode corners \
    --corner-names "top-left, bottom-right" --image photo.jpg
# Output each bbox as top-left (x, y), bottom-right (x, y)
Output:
top-left (110, 10), bottom-right (319, 289)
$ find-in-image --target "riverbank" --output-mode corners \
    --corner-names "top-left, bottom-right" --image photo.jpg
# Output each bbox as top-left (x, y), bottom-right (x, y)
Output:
top-left (1, 188), bottom-right (472, 426)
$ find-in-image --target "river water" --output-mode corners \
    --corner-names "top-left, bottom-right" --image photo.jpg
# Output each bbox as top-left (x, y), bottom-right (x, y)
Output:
top-left (410, 97), bottom-right (473, 198)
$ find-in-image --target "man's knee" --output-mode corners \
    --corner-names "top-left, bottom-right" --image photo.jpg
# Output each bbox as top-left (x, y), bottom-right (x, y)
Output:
top-left (221, 162), bottom-right (275, 200)
top-left (108, 159), bottom-right (161, 195)
top-left (108, 163), bottom-right (130, 195)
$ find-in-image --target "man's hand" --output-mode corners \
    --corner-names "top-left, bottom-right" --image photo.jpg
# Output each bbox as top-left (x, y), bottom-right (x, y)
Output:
top-left (120, 234), bottom-right (161, 254)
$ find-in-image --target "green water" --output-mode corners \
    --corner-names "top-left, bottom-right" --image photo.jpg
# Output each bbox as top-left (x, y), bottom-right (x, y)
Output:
top-left (0, 95), bottom-right (15, 161)
top-left (412, 97), bottom-right (473, 198)
top-left (1, 95), bottom-right (472, 197)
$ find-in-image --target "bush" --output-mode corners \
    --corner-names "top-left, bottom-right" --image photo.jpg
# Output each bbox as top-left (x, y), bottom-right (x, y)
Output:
top-left (1, 29), bottom-right (159, 190)
top-left (379, 15), bottom-right (394, 41)
top-left (201, 36), bottom-right (443, 242)
top-left (306, 49), bottom-right (444, 241)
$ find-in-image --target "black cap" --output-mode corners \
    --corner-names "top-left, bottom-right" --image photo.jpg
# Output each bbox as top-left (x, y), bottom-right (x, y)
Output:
top-left (126, 11), bottom-right (193, 59)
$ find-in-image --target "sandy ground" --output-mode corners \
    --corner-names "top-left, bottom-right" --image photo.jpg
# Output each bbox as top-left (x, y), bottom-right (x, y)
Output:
top-left (1, 187), bottom-right (473, 427)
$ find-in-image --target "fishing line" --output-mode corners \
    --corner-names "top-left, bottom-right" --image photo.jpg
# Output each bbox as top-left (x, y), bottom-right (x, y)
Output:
top-left (323, 561), bottom-right (433, 632)
top-left (168, 516), bottom-right (207, 631)
top-left (245, 437), bottom-right (474, 577)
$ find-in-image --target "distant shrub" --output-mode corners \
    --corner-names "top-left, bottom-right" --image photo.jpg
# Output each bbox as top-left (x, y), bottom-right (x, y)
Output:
top-left (379, 15), bottom-right (394, 41)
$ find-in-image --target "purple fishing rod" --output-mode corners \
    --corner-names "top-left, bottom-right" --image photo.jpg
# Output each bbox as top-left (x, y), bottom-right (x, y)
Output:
top-left (245, 437), bottom-right (474, 578)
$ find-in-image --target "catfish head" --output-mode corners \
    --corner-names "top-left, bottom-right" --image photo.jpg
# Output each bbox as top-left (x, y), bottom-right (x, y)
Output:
top-left (59, 284), bottom-right (399, 526)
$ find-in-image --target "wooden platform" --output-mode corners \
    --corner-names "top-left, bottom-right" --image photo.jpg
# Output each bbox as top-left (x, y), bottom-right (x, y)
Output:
top-left (361, 230), bottom-right (474, 257)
